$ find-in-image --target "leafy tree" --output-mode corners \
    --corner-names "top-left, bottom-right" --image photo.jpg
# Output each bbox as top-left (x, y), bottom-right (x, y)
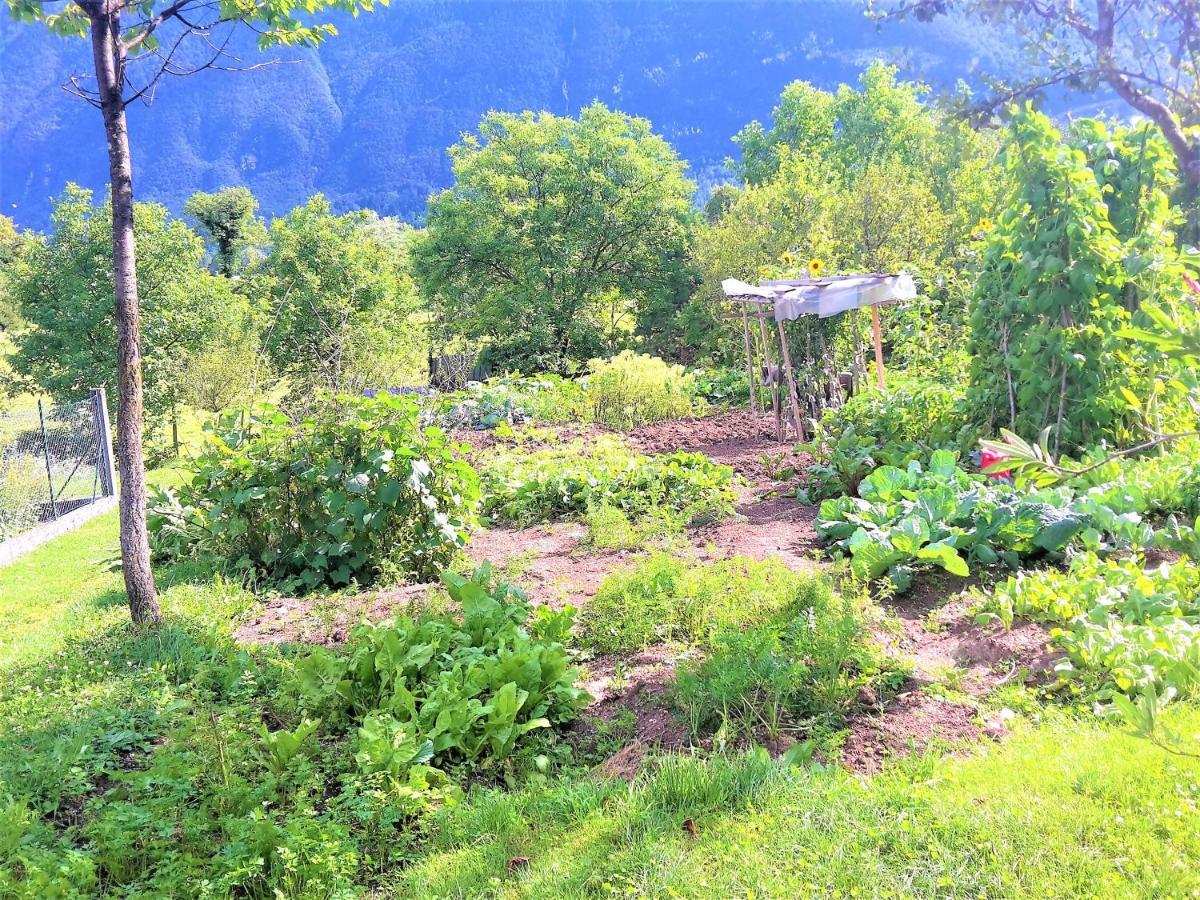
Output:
top-left (253, 196), bottom-right (425, 403)
top-left (968, 107), bottom-right (1194, 453)
top-left (8, 185), bottom-right (240, 443)
top-left (0, 216), bottom-right (31, 334)
top-left (880, 0), bottom-right (1200, 236)
top-left (4, 0), bottom-right (382, 622)
top-left (413, 102), bottom-right (696, 373)
top-left (694, 65), bottom-right (1001, 368)
top-left (184, 187), bottom-right (267, 277)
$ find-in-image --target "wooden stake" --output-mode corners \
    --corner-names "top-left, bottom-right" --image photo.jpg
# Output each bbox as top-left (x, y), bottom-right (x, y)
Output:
top-left (775, 317), bottom-right (806, 442)
top-left (871, 304), bottom-right (885, 390)
top-left (738, 303), bottom-right (759, 415)
top-left (756, 315), bottom-right (783, 442)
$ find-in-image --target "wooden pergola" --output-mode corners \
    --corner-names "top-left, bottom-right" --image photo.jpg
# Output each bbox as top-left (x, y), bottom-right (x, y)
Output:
top-left (722, 273), bottom-right (917, 443)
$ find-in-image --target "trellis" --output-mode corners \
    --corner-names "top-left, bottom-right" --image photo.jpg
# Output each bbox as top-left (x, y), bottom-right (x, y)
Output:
top-left (722, 273), bottom-right (917, 442)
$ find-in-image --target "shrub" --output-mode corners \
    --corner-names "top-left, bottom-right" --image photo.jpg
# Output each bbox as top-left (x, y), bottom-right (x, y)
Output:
top-left (284, 566), bottom-right (589, 778)
top-left (579, 554), bottom-right (827, 653)
top-left (980, 553), bottom-right (1200, 699)
top-left (149, 393), bottom-right (480, 592)
top-left (586, 351), bottom-right (703, 429)
top-left (480, 433), bottom-right (737, 527)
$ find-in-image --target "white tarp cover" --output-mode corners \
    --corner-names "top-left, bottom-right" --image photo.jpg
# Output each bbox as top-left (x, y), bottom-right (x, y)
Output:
top-left (722, 273), bottom-right (917, 321)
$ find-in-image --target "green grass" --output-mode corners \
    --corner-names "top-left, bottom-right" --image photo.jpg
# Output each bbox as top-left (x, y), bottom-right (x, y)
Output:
top-left (389, 710), bottom-right (1200, 898)
top-left (0, 509), bottom-right (124, 667)
top-left (2, 507), bottom-right (1199, 897)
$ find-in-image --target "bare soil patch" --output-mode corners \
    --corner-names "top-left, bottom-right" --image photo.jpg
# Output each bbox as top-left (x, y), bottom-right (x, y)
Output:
top-left (627, 408), bottom-right (811, 490)
top-left (840, 687), bottom-right (982, 774)
top-left (466, 522), bottom-right (633, 609)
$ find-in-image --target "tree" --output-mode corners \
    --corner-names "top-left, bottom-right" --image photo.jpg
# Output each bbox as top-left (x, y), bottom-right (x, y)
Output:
top-left (693, 65), bottom-right (1001, 369)
top-left (8, 185), bottom-right (239, 445)
top-left (5, 0), bottom-right (382, 623)
top-left (412, 102), bottom-right (696, 373)
top-left (252, 196), bottom-right (425, 403)
top-left (184, 187), bottom-right (267, 277)
top-left (879, 0), bottom-right (1200, 232)
top-left (0, 216), bottom-right (31, 334)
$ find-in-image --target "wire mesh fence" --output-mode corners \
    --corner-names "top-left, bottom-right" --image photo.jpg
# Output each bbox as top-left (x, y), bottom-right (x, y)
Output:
top-left (0, 390), bottom-right (115, 542)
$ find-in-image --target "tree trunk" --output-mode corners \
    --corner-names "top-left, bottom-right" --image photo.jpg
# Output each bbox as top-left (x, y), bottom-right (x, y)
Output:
top-left (88, 5), bottom-right (161, 625)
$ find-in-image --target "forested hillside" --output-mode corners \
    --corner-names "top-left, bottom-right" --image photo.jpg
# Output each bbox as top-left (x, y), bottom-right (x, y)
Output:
top-left (1, 0), bottom-right (1014, 228)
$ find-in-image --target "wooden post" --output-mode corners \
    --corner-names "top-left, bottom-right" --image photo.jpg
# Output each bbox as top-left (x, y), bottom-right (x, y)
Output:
top-left (775, 317), bottom-right (806, 442)
top-left (738, 303), bottom-right (759, 415)
top-left (756, 314), bottom-right (783, 442)
top-left (92, 387), bottom-right (117, 498)
top-left (871, 304), bottom-right (885, 390)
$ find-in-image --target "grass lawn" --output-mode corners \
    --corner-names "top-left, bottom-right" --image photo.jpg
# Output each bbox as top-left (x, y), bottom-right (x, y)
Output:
top-left (1, 517), bottom-right (1198, 897)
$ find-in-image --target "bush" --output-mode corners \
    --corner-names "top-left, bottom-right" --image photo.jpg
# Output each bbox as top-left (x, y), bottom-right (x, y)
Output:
top-left (980, 553), bottom-right (1200, 699)
top-left (586, 351), bottom-right (704, 429)
top-left (285, 566), bottom-right (589, 777)
top-left (149, 393), bottom-right (480, 592)
top-left (579, 554), bottom-right (825, 653)
top-left (480, 433), bottom-right (737, 527)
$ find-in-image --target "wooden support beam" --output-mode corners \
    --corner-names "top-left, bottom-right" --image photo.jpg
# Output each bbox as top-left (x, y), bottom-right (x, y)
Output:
top-left (739, 303), bottom-right (759, 415)
top-left (756, 315), bottom-right (783, 442)
top-left (871, 304), bottom-right (885, 390)
top-left (775, 318), bottom-right (806, 443)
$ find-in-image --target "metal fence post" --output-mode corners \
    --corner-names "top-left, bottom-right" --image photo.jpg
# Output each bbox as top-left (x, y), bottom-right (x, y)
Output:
top-left (37, 399), bottom-right (59, 520)
top-left (92, 387), bottom-right (117, 498)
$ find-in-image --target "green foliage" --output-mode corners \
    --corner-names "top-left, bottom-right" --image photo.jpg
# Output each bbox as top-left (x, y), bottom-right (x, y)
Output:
top-left (968, 108), bottom-right (1194, 453)
top-left (428, 374), bottom-right (589, 430)
top-left (430, 355), bottom-right (707, 432)
top-left (585, 351), bottom-right (703, 429)
top-left (184, 187), bottom-right (267, 277)
top-left (480, 433), bottom-right (736, 528)
top-left (252, 195), bottom-right (426, 403)
top-left (816, 450), bottom-right (1092, 590)
top-left (802, 377), bottom-right (972, 500)
top-left (980, 553), bottom-right (1200, 699)
top-left (287, 566), bottom-right (589, 777)
top-left (414, 102), bottom-right (696, 373)
top-left (150, 392), bottom-right (479, 591)
top-left (687, 366), bottom-right (751, 406)
top-left (579, 554), bottom-right (823, 654)
top-left (5, 185), bottom-right (243, 439)
top-left (673, 589), bottom-right (897, 742)
top-left (694, 62), bottom-right (1001, 366)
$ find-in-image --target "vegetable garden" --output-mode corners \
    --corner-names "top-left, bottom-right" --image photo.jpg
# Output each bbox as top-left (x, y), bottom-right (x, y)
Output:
top-left (4, 53), bottom-right (1200, 900)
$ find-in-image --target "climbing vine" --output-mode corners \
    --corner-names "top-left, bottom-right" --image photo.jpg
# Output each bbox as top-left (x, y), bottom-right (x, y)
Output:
top-left (968, 107), bottom-right (1192, 453)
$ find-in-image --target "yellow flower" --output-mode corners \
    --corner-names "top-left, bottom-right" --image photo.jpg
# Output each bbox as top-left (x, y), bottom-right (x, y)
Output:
top-left (779, 251), bottom-right (795, 266)
top-left (808, 258), bottom-right (824, 277)
top-left (978, 217), bottom-right (993, 232)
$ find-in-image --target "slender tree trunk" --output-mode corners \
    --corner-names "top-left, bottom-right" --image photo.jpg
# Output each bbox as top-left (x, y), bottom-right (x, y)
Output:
top-left (88, 4), bottom-right (161, 624)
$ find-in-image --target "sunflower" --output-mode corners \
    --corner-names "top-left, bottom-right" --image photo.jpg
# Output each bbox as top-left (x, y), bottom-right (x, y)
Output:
top-left (977, 217), bottom-right (993, 232)
top-left (808, 258), bottom-right (824, 277)
top-left (779, 251), bottom-right (796, 267)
